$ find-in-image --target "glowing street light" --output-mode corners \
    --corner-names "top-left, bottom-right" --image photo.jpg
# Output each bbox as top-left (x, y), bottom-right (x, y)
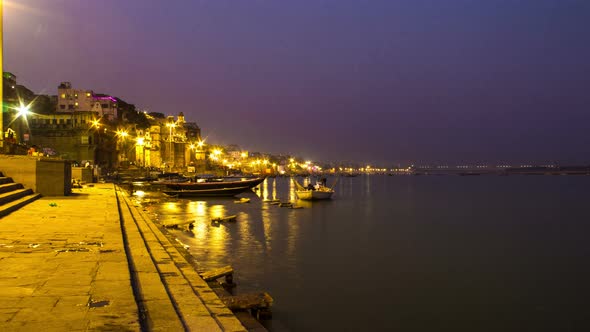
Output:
top-left (116, 130), bottom-right (128, 139)
top-left (16, 103), bottom-right (30, 119)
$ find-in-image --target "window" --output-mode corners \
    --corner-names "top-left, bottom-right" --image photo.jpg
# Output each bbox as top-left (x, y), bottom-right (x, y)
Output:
top-left (61, 93), bottom-right (66, 99)
top-left (74, 93), bottom-right (78, 98)
top-left (101, 104), bottom-right (108, 109)
top-left (52, 119), bottom-right (57, 124)
top-left (66, 119), bottom-right (72, 125)
top-left (75, 102), bottom-right (79, 106)
top-left (60, 105), bottom-right (65, 110)
top-left (86, 92), bottom-right (91, 97)
top-left (59, 119), bottom-right (64, 124)
top-left (81, 136), bottom-right (89, 144)
top-left (68, 105), bottom-right (74, 109)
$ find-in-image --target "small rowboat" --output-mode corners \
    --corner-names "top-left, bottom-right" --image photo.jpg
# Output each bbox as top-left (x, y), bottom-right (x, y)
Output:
top-left (211, 215), bottom-right (237, 223)
top-left (292, 178), bottom-right (335, 200)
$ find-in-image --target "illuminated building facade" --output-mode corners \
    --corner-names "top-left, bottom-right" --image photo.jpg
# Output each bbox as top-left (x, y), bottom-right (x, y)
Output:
top-left (56, 82), bottom-right (118, 120)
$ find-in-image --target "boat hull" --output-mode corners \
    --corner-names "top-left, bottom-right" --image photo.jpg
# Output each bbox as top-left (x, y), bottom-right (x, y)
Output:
top-left (164, 186), bottom-right (252, 197)
top-left (164, 177), bottom-right (265, 190)
top-left (295, 190), bottom-right (334, 200)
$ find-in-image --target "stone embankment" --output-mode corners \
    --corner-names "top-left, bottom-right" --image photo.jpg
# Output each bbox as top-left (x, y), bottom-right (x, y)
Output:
top-left (0, 183), bottom-right (248, 331)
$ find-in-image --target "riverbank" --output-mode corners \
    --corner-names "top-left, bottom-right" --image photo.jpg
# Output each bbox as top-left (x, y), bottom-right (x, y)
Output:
top-left (0, 183), bottom-right (248, 331)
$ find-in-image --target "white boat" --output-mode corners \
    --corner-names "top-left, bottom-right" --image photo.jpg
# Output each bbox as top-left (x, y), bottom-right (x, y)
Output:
top-left (292, 178), bottom-right (335, 200)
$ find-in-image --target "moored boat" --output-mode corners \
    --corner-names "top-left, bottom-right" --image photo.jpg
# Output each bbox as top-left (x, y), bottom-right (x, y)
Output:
top-left (163, 177), bottom-right (265, 191)
top-left (163, 186), bottom-right (253, 198)
top-left (292, 178), bottom-right (335, 200)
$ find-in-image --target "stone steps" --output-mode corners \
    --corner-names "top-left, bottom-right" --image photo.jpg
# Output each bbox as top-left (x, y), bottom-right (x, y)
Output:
top-left (0, 172), bottom-right (42, 218)
top-left (0, 182), bottom-right (23, 194)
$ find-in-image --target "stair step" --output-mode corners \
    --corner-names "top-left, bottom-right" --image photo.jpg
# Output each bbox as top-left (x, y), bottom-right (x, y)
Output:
top-left (0, 183), bottom-right (24, 194)
top-left (0, 177), bottom-right (14, 185)
top-left (0, 193), bottom-right (41, 218)
top-left (0, 188), bottom-right (34, 205)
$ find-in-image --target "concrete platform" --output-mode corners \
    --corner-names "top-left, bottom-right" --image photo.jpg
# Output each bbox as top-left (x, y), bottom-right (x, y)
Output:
top-left (0, 183), bottom-right (248, 331)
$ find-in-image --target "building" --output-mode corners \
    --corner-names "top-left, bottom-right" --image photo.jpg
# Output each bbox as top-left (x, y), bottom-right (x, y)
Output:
top-left (141, 112), bottom-right (203, 171)
top-left (27, 111), bottom-right (115, 165)
top-left (4, 75), bottom-right (205, 171)
top-left (56, 82), bottom-right (118, 120)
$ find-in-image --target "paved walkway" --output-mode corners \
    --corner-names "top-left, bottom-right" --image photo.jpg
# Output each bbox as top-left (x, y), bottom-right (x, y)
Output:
top-left (0, 184), bottom-right (247, 331)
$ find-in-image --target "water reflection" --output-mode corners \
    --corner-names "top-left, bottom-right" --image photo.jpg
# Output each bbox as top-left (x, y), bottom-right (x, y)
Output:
top-left (190, 201), bottom-right (207, 218)
top-left (289, 177), bottom-right (297, 202)
top-left (272, 178), bottom-right (277, 200)
top-left (261, 206), bottom-right (273, 252)
top-left (163, 201), bottom-right (180, 213)
top-left (209, 204), bottom-right (226, 219)
top-left (133, 190), bottom-right (146, 197)
top-left (191, 219), bottom-right (208, 248)
top-left (286, 203), bottom-right (300, 260)
top-left (261, 178), bottom-right (269, 200)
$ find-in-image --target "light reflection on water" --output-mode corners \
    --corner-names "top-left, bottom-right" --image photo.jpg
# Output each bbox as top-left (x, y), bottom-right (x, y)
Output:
top-left (134, 175), bottom-right (590, 331)
top-left (139, 177), bottom-right (312, 282)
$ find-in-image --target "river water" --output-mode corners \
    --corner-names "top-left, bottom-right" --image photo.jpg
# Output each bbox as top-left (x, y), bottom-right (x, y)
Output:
top-left (133, 175), bottom-right (590, 331)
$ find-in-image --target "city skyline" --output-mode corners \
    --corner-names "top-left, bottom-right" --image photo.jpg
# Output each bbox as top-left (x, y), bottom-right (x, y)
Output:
top-left (5, 0), bottom-right (590, 165)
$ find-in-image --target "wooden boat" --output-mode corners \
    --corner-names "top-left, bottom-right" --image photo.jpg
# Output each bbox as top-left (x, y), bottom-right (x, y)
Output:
top-left (163, 186), bottom-right (252, 197)
top-left (292, 178), bottom-right (335, 200)
top-left (163, 177), bottom-right (265, 191)
top-left (211, 215), bottom-right (237, 223)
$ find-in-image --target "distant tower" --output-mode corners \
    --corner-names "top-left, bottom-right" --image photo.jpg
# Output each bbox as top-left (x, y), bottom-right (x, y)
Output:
top-left (177, 112), bottom-right (185, 126)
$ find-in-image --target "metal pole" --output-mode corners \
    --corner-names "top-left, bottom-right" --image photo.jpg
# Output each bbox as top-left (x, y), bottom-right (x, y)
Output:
top-left (0, 0), bottom-right (4, 149)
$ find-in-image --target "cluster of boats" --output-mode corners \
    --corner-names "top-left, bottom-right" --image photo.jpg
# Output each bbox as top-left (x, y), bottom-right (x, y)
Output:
top-left (160, 176), bottom-right (335, 200)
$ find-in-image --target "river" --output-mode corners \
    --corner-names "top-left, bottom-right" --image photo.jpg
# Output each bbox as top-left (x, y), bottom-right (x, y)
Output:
top-left (133, 175), bottom-right (590, 331)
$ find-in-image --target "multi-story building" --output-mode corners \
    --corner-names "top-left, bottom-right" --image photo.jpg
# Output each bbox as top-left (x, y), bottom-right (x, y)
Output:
top-left (27, 111), bottom-right (116, 165)
top-left (141, 112), bottom-right (203, 171)
top-left (56, 82), bottom-right (118, 120)
top-left (5, 76), bottom-right (205, 171)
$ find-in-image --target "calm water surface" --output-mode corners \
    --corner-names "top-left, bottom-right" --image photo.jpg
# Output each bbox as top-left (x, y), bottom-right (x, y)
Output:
top-left (134, 175), bottom-right (590, 331)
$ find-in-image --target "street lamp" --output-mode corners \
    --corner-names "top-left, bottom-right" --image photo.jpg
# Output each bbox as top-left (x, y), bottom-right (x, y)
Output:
top-left (12, 102), bottom-right (31, 145)
top-left (16, 103), bottom-right (30, 119)
top-left (1, 0), bottom-right (4, 148)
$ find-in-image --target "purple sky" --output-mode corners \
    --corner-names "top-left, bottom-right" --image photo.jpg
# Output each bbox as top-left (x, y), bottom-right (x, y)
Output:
top-left (5, 0), bottom-right (590, 165)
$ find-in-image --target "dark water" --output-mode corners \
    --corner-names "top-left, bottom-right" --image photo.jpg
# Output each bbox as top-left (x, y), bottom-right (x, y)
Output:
top-left (135, 175), bottom-right (590, 331)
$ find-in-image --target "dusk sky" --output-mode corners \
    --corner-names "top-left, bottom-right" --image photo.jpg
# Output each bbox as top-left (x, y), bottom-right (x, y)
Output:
top-left (5, 0), bottom-right (590, 165)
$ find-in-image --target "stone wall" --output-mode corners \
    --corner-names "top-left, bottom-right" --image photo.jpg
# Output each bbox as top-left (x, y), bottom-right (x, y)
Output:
top-left (0, 155), bottom-right (71, 196)
top-left (72, 167), bottom-right (93, 183)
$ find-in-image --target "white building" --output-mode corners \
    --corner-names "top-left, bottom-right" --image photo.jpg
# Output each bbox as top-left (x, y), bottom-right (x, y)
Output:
top-left (56, 82), bottom-right (118, 120)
